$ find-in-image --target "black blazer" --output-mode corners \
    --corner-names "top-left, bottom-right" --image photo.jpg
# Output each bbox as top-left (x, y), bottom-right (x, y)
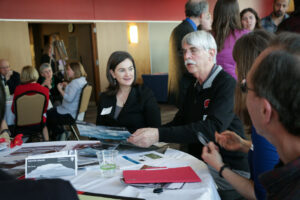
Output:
top-left (96, 85), bottom-right (161, 133)
top-left (6, 71), bottom-right (20, 94)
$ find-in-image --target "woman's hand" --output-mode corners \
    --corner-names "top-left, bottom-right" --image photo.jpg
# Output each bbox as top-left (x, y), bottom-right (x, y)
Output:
top-left (215, 131), bottom-right (251, 153)
top-left (42, 78), bottom-right (52, 89)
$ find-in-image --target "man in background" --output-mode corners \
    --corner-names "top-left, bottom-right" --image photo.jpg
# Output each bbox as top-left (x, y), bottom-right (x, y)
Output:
top-left (0, 59), bottom-right (20, 94)
top-left (168, 0), bottom-right (211, 108)
top-left (261, 0), bottom-right (290, 33)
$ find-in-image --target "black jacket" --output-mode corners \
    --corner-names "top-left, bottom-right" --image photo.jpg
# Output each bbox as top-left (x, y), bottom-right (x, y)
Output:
top-left (96, 85), bottom-right (161, 133)
top-left (0, 169), bottom-right (79, 200)
top-left (6, 71), bottom-right (20, 94)
top-left (159, 66), bottom-right (249, 172)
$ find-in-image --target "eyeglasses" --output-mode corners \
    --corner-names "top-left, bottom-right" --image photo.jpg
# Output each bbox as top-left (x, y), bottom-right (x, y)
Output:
top-left (240, 79), bottom-right (254, 93)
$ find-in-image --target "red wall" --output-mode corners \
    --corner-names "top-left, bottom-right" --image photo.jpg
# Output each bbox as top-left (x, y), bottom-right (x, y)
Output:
top-left (0, 0), bottom-right (187, 21)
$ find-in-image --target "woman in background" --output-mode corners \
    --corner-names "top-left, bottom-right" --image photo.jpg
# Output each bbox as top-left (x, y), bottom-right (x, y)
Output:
top-left (202, 30), bottom-right (279, 200)
top-left (212, 0), bottom-right (249, 79)
top-left (38, 63), bottom-right (62, 106)
top-left (96, 51), bottom-right (161, 133)
top-left (12, 66), bottom-right (49, 141)
top-left (47, 61), bottom-right (87, 140)
top-left (240, 8), bottom-right (261, 31)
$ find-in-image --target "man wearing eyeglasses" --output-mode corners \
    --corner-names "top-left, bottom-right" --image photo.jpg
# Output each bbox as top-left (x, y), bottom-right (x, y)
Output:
top-left (202, 32), bottom-right (300, 199)
top-left (129, 31), bottom-right (249, 200)
top-left (0, 59), bottom-right (20, 94)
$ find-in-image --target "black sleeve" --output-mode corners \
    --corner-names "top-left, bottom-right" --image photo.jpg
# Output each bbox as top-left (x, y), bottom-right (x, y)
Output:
top-left (159, 76), bottom-right (237, 143)
top-left (141, 86), bottom-right (161, 127)
top-left (0, 170), bottom-right (79, 200)
top-left (96, 93), bottom-right (107, 125)
top-left (7, 71), bottom-right (20, 94)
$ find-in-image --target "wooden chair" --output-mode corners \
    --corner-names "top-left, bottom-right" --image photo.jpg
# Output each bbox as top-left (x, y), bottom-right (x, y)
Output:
top-left (14, 91), bottom-right (47, 142)
top-left (68, 84), bottom-right (92, 140)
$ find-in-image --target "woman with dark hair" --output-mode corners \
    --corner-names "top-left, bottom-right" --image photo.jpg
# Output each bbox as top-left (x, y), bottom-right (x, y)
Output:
top-left (96, 51), bottom-right (161, 133)
top-left (202, 30), bottom-right (279, 200)
top-left (212, 0), bottom-right (249, 79)
top-left (47, 61), bottom-right (87, 140)
top-left (240, 8), bottom-right (261, 31)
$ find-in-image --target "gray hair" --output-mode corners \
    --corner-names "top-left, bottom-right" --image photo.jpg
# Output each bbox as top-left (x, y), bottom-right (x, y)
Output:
top-left (182, 30), bottom-right (217, 63)
top-left (185, 0), bottom-right (209, 17)
top-left (39, 63), bottom-right (51, 74)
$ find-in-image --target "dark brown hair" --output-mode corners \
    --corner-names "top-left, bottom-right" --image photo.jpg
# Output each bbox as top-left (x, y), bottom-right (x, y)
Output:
top-left (240, 8), bottom-right (262, 30)
top-left (212, 0), bottom-right (242, 52)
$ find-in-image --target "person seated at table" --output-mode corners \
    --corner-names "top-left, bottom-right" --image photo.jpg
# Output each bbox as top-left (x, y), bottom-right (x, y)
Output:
top-left (12, 66), bottom-right (49, 141)
top-left (203, 30), bottom-right (279, 200)
top-left (38, 63), bottom-right (63, 106)
top-left (0, 82), bottom-right (79, 200)
top-left (0, 59), bottom-right (20, 95)
top-left (96, 51), bottom-right (161, 133)
top-left (47, 61), bottom-right (87, 140)
top-left (128, 31), bottom-right (249, 200)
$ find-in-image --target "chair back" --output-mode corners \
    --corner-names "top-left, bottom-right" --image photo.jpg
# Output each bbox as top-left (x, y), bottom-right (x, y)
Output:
top-left (15, 91), bottom-right (46, 126)
top-left (75, 84), bottom-right (92, 120)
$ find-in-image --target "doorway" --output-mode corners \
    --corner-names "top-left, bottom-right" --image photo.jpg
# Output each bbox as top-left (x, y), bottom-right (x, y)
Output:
top-left (29, 23), bottom-right (99, 104)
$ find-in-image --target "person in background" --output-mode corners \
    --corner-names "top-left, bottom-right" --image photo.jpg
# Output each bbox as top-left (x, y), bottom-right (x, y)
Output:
top-left (168, 0), bottom-right (211, 108)
top-left (0, 59), bottom-right (20, 95)
top-left (0, 83), bottom-right (78, 199)
top-left (212, 0), bottom-right (249, 80)
top-left (96, 51), bottom-right (161, 133)
top-left (240, 8), bottom-right (261, 31)
top-left (202, 30), bottom-right (279, 200)
top-left (261, 0), bottom-right (290, 33)
top-left (277, 0), bottom-right (300, 33)
top-left (38, 63), bottom-right (62, 106)
top-left (128, 31), bottom-right (249, 200)
top-left (11, 66), bottom-right (49, 141)
top-left (40, 44), bottom-right (57, 73)
top-left (46, 61), bottom-right (87, 140)
top-left (203, 32), bottom-right (300, 199)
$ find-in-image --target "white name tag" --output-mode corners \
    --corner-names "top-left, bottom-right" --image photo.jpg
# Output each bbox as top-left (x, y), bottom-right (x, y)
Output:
top-left (101, 107), bottom-right (112, 115)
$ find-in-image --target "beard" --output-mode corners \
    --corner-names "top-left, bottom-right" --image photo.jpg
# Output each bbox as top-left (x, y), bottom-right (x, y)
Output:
top-left (273, 10), bottom-right (283, 17)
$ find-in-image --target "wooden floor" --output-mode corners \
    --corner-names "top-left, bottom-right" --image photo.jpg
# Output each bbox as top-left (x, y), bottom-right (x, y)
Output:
top-left (84, 103), bottom-right (178, 125)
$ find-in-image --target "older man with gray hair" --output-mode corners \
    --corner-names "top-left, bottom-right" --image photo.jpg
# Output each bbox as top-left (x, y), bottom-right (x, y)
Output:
top-left (129, 31), bottom-right (249, 200)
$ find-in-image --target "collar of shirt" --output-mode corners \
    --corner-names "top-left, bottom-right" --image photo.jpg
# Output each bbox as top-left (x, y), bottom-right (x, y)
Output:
top-left (185, 18), bottom-right (197, 31)
top-left (194, 65), bottom-right (223, 91)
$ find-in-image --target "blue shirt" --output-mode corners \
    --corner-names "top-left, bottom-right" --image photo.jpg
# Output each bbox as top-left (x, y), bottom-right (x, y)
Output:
top-left (248, 127), bottom-right (279, 200)
top-left (261, 14), bottom-right (289, 33)
top-left (185, 18), bottom-right (197, 31)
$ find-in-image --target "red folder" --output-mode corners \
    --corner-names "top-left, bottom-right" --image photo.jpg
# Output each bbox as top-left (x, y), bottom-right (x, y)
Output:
top-left (123, 166), bottom-right (201, 184)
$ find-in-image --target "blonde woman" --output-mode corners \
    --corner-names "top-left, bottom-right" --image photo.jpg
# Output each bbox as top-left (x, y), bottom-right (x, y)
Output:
top-left (12, 66), bottom-right (50, 141)
top-left (46, 61), bottom-right (87, 140)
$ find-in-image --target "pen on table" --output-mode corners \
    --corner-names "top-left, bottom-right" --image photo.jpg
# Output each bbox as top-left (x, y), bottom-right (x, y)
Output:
top-left (122, 155), bottom-right (140, 164)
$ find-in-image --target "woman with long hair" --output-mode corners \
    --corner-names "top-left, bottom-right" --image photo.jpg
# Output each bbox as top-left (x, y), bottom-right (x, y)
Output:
top-left (212, 0), bottom-right (249, 79)
top-left (96, 51), bottom-right (161, 132)
top-left (46, 61), bottom-right (87, 140)
top-left (240, 8), bottom-right (261, 31)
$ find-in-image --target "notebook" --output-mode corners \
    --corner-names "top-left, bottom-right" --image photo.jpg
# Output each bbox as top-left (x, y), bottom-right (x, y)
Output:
top-left (123, 166), bottom-right (201, 184)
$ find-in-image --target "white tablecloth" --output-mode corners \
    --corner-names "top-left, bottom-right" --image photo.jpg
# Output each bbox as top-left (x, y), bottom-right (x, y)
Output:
top-left (0, 141), bottom-right (220, 200)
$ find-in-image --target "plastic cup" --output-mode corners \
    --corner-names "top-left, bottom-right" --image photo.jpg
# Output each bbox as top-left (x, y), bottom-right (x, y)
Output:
top-left (96, 150), bottom-right (118, 177)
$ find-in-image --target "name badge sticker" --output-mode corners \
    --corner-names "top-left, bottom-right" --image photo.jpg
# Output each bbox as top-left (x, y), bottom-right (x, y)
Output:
top-left (101, 107), bottom-right (112, 115)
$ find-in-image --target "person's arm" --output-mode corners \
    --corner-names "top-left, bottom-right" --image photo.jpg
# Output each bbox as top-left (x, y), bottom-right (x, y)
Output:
top-left (141, 87), bottom-right (161, 127)
top-left (202, 142), bottom-right (256, 200)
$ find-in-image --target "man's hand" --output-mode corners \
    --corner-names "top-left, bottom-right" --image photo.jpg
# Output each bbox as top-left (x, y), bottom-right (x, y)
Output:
top-left (127, 128), bottom-right (159, 148)
top-left (43, 78), bottom-right (52, 89)
top-left (215, 131), bottom-right (244, 152)
top-left (201, 142), bottom-right (224, 171)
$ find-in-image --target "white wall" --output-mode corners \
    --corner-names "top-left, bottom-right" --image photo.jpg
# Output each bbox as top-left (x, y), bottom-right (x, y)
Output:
top-left (149, 22), bottom-right (179, 74)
